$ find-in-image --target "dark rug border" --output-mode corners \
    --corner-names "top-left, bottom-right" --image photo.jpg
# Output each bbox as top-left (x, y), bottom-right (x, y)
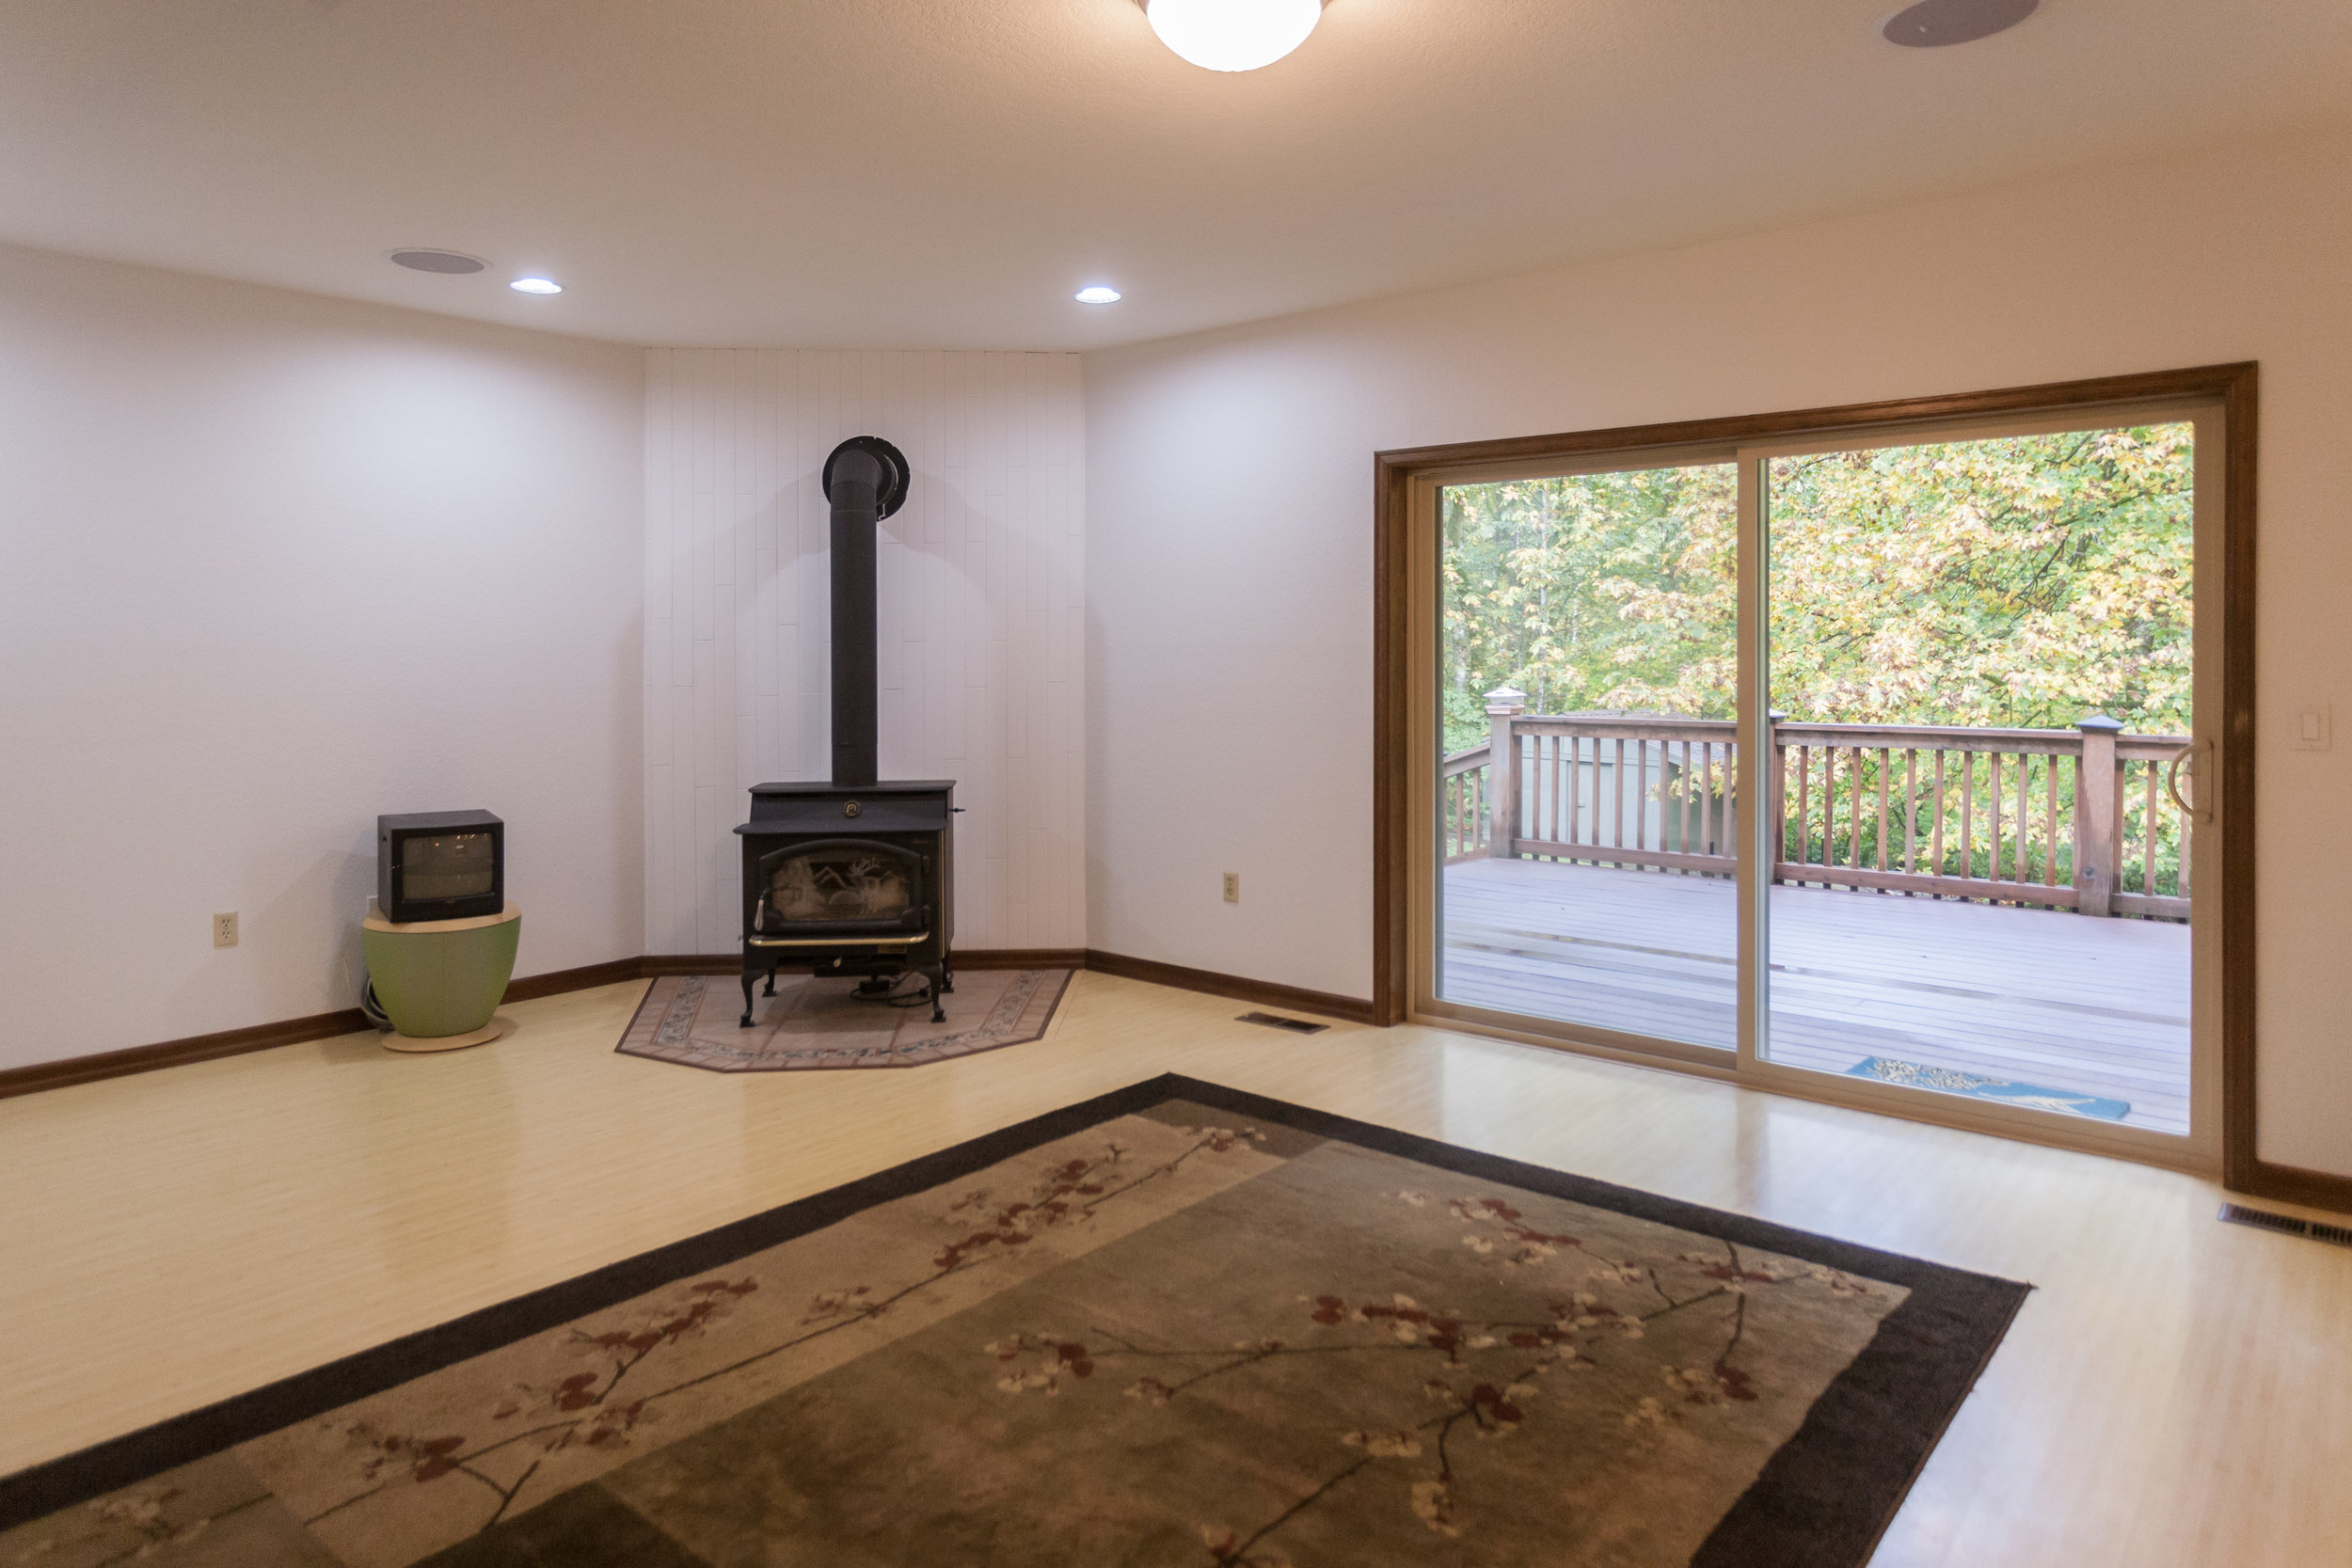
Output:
top-left (612, 968), bottom-right (1074, 1074)
top-left (1154, 1077), bottom-right (2031, 1568)
top-left (0, 1072), bottom-right (2027, 1566)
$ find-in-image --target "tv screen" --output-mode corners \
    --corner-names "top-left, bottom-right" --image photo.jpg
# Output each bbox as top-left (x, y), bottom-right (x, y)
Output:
top-left (403, 832), bottom-right (496, 900)
top-left (379, 809), bottom-right (503, 923)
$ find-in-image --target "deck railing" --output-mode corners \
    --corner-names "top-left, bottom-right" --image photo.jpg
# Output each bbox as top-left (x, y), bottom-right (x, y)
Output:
top-left (1441, 696), bottom-right (2195, 920)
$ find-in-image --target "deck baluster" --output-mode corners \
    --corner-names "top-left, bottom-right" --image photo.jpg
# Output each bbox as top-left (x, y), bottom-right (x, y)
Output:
top-left (1829, 747), bottom-right (1842, 872)
top-left (1931, 752), bottom-right (1947, 886)
top-left (1545, 735), bottom-right (1559, 851)
top-left (1998, 752), bottom-right (2010, 885)
top-left (1876, 747), bottom-right (1890, 874)
top-left (1960, 752), bottom-right (1975, 890)
top-left (1613, 737), bottom-right (1627, 858)
top-left (1645, 740), bottom-right (1657, 859)
top-left (1795, 746), bottom-right (1811, 877)
top-left (1849, 747), bottom-right (1863, 873)
top-left (1903, 750), bottom-right (1918, 878)
top-left (1677, 741), bottom-right (1691, 863)
top-left (2044, 752), bottom-right (2059, 895)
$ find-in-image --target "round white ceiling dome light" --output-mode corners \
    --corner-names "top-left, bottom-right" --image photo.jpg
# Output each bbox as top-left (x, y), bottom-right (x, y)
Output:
top-left (508, 277), bottom-right (564, 294)
top-left (1074, 285), bottom-right (1122, 304)
top-left (387, 248), bottom-right (485, 274)
top-left (1882, 0), bottom-right (2037, 47)
top-left (1145, 0), bottom-right (1322, 71)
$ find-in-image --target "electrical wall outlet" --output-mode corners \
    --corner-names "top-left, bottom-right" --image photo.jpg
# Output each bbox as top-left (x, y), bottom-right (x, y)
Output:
top-left (212, 911), bottom-right (238, 948)
top-left (2296, 703), bottom-right (2332, 752)
top-left (1221, 872), bottom-right (1240, 905)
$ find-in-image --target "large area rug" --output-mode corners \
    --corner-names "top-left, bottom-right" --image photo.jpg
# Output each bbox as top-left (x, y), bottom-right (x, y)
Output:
top-left (0, 1077), bottom-right (2027, 1567)
top-left (617, 968), bottom-right (1071, 1072)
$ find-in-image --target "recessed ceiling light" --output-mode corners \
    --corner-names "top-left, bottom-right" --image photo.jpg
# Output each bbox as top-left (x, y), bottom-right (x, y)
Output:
top-left (1145, 0), bottom-right (1322, 72)
top-left (1882, 0), bottom-right (2037, 48)
top-left (509, 277), bottom-right (564, 295)
top-left (388, 249), bottom-right (485, 275)
top-left (1074, 285), bottom-right (1122, 305)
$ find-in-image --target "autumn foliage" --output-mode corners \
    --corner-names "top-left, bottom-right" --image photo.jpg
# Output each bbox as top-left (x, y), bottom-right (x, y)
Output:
top-left (1440, 423), bottom-right (2194, 752)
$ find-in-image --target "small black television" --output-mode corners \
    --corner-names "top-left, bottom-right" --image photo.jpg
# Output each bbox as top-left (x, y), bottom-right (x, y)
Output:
top-left (377, 810), bottom-right (504, 924)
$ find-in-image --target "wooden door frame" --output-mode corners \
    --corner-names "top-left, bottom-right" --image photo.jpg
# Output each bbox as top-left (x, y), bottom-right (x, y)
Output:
top-left (1372, 362), bottom-right (2316, 1201)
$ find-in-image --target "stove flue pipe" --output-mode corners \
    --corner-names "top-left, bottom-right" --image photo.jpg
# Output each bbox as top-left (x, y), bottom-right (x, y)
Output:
top-left (818, 436), bottom-right (912, 788)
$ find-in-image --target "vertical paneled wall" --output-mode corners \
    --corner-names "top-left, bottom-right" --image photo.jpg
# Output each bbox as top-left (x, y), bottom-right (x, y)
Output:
top-left (644, 349), bottom-right (1085, 956)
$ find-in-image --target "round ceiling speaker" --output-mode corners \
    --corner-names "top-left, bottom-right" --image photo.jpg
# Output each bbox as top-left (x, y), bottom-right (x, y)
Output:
top-left (1883, 0), bottom-right (2037, 47)
top-left (388, 249), bottom-right (487, 275)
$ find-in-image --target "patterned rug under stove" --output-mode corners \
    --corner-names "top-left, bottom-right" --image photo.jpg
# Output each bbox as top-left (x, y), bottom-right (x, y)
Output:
top-left (617, 968), bottom-right (1071, 1072)
top-left (0, 1076), bottom-right (2027, 1567)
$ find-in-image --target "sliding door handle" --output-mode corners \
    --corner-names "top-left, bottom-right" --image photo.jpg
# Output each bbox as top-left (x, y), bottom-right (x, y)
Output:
top-left (2165, 740), bottom-right (2215, 825)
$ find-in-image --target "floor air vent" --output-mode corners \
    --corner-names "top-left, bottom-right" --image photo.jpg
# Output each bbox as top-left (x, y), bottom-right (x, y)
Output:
top-left (2218, 1203), bottom-right (2352, 1247)
top-left (1237, 1011), bottom-right (1328, 1035)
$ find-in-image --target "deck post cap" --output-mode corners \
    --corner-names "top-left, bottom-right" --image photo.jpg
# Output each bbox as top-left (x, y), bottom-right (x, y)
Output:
top-left (1485, 686), bottom-right (1527, 716)
top-left (2074, 714), bottom-right (2126, 734)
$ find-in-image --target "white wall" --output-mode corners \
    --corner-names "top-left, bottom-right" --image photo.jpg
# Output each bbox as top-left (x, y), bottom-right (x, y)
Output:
top-left (643, 350), bottom-right (1084, 956)
top-left (0, 244), bottom-right (644, 1071)
top-left (1086, 122), bottom-right (2352, 1174)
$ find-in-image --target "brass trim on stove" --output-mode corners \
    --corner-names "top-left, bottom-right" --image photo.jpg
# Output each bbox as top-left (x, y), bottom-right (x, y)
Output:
top-left (745, 931), bottom-right (930, 949)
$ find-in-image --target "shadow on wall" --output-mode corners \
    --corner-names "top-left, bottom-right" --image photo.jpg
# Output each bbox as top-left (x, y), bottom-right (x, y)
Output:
top-left (325, 847), bottom-right (374, 1008)
top-left (750, 462), bottom-right (992, 773)
top-left (613, 605), bottom-right (648, 958)
top-left (159, 845), bottom-right (379, 1037)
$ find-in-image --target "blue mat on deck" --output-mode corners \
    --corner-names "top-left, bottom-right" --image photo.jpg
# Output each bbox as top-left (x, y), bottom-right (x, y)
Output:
top-left (1845, 1056), bottom-right (2132, 1121)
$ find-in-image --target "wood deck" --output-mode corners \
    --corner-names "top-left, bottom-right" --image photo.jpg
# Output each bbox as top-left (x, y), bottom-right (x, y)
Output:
top-left (1440, 857), bottom-right (2191, 1133)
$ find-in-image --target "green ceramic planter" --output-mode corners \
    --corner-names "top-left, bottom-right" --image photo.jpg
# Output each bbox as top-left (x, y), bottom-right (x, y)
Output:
top-left (362, 911), bottom-right (520, 1038)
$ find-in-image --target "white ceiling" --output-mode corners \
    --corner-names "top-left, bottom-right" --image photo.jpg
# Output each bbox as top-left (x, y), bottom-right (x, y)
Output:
top-left (2, 0), bottom-right (2347, 350)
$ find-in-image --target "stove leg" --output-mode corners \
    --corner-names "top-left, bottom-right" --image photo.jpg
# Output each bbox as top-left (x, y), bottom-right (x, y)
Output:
top-left (763, 969), bottom-right (777, 996)
top-left (927, 964), bottom-right (946, 1023)
top-left (739, 970), bottom-right (756, 1028)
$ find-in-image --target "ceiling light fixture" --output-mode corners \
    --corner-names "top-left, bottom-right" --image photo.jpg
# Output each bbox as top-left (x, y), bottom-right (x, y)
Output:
top-left (509, 277), bottom-right (563, 294)
top-left (387, 249), bottom-right (485, 274)
top-left (1882, 0), bottom-right (2037, 48)
top-left (1144, 0), bottom-right (1322, 72)
top-left (1074, 285), bottom-right (1122, 304)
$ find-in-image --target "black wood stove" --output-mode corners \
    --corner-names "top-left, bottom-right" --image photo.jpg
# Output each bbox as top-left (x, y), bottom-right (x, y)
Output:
top-left (734, 437), bottom-right (954, 1025)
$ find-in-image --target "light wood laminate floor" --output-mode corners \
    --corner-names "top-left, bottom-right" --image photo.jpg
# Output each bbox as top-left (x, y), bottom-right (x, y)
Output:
top-left (2, 972), bottom-right (2345, 1565)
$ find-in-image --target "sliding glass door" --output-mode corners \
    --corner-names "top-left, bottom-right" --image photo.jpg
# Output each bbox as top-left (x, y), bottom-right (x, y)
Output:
top-left (1752, 418), bottom-right (2211, 1141)
top-left (1432, 457), bottom-right (1739, 1053)
top-left (1411, 399), bottom-right (2222, 1162)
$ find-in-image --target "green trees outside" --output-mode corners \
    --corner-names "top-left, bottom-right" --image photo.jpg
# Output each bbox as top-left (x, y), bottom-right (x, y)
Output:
top-left (1439, 425), bottom-right (2194, 754)
top-left (1441, 461), bottom-right (1736, 754)
top-left (1439, 425), bottom-right (2196, 898)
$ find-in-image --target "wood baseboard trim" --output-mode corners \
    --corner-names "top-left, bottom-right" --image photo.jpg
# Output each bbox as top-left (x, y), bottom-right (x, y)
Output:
top-left (0, 1008), bottom-right (371, 1101)
top-left (0, 960), bottom-right (651, 1101)
top-left (2235, 1159), bottom-right (2352, 1215)
top-left (640, 955), bottom-right (739, 976)
top-left (501, 958), bottom-right (650, 1001)
top-left (1080, 948), bottom-right (1379, 1025)
top-left (0, 948), bottom-right (1115, 1101)
top-left (962, 948), bottom-right (1089, 970)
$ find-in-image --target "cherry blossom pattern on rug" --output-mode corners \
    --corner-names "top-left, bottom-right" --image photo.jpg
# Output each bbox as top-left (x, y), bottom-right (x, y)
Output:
top-left (0, 1095), bottom-right (1996, 1568)
top-left (588, 1136), bottom-right (1910, 1568)
top-left (32, 1110), bottom-right (1283, 1568)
